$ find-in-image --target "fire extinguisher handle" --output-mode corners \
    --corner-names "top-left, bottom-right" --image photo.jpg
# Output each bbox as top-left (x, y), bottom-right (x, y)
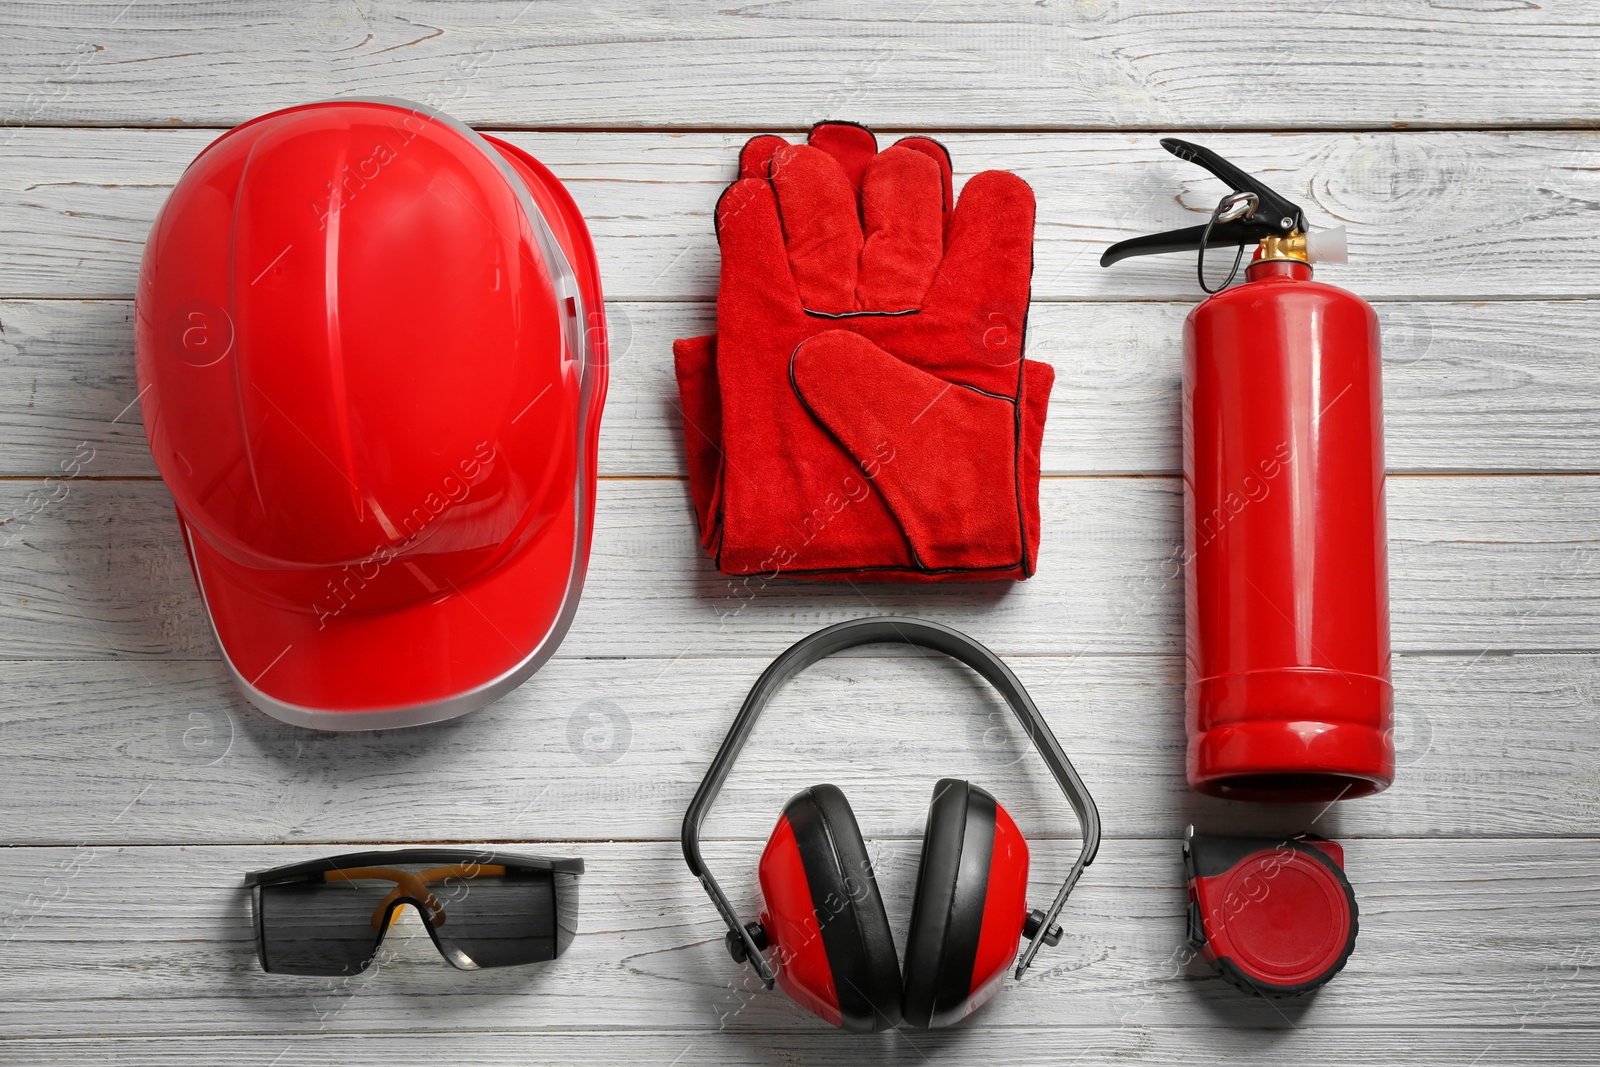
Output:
top-left (1099, 221), bottom-right (1261, 267)
top-left (1099, 139), bottom-right (1309, 268)
top-left (1159, 139), bottom-right (1304, 234)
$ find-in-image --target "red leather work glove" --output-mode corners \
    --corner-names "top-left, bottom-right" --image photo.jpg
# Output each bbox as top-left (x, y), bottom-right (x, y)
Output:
top-left (674, 122), bottom-right (1051, 581)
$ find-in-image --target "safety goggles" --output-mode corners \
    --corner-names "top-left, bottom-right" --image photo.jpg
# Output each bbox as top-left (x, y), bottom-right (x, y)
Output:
top-left (244, 848), bottom-right (583, 975)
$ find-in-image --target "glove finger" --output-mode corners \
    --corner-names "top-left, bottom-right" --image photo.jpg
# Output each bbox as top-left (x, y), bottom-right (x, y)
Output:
top-left (769, 143), bottom-right (862, 314)
top-left (739, 134), bottom-right (789, 181)
top-left (929, 169), bottom-right (1035, 312)
top-left (790, 330), bottom-right (1023, 573)
top-left (673, 334), bottom-right (726, 550)
top-left (715, 177), bottom-right (802, 309)
top-left (807, 121), bottom-right (878, 192)
top-left (857, 145), bottom-right (944, 311)
top-left (890, 136), bottom-right (954, 216)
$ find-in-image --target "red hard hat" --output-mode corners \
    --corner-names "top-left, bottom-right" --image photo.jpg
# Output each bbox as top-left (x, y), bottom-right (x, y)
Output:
top-left (135, 99), bottom-right (609, 730)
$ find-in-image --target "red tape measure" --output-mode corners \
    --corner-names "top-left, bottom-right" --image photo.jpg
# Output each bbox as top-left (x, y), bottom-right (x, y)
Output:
top-left (1183, 827), bottom-right (1358, 997)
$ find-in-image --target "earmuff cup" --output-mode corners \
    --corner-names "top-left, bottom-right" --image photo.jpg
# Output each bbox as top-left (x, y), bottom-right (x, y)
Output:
top-left (902, 778), bottom-right (999, 1028)
top-left (775, 785), bottom-right (903, 1031)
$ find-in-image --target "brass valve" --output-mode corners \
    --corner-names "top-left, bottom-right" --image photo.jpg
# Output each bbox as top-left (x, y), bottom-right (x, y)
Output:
top-left (1257, 232), bottom-right (1309, 264)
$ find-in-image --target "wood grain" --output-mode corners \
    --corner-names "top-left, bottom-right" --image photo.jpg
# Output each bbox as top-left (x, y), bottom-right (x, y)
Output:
top-left (6, 297), bottom-right (1598, 479)
top-left (0, 476), bottom-right (1592, 660)
top-left (6, 130), bottom-right (1600, 301)
top-left (1, 1030), bottom-right (1596, 1067)
top-left (1, 839), bottom-right (1595, 1038)
top-left (3, 1), bottom-right (1600, 130)
top-left (0, 653), bottom-right (1593, 845)
top-left (3, 4), bottom-right (1598, 1059)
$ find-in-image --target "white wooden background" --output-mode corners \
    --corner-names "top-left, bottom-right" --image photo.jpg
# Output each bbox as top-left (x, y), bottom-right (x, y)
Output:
top-left (2, 2), bottom-right (1598, 1064)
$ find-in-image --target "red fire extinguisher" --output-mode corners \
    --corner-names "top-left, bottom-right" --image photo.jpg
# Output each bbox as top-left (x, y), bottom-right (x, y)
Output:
top-left (1103, 139), bottom-right (1392, 804)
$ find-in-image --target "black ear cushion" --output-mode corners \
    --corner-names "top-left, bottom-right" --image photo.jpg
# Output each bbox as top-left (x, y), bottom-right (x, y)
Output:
top-left (901, 778), bottom-right (997, 1029)
top-left (783, 785), bottom-right (903, 1031)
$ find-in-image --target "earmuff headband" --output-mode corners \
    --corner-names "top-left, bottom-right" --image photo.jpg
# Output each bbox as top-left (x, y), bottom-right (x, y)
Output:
top-left (681, 616), bottom-right (1102, 987)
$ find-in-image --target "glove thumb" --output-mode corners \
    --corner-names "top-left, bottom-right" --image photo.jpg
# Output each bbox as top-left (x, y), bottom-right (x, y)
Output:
top-left (790, 330), bottom-right (1034, 574)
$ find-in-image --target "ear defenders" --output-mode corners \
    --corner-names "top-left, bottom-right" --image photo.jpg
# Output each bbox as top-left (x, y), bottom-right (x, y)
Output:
top-left (682, 617), bottom-right (1101, 1032)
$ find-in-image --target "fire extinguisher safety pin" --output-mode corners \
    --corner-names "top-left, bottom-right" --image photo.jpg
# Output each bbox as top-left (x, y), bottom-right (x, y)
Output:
top-left (1198, 191), bottom-right (1258, 294)
top-left (1213, 191), bottom-right (1259, 225)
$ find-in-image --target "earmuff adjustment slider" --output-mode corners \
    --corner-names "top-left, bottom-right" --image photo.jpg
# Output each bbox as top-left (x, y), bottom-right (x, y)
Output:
top-left (1023, 909), bottom-right (1063, 948)
top-left (725, 922), bottom-right (769, 964)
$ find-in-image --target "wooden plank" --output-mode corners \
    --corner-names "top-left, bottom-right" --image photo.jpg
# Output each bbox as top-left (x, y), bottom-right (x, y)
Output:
top-left (1, 840), bottom-right (1596, 1036)
top-left (2, 1030), bottom-right (1597, 1067)
top-left (0, 300), bottom-right (145, 477)
top-left (3, 1), bottom-right (1600, 130)
top-left (0, 475), bottom-right (1594, 660)
top-left (6, 129), bottom-right (1600, 301)
top-left (3, 5), bottom-right (1595, 1060)
top-left (0, 1036), bottom-right (1593, 1067)
top-left (7, 298), bottom-right (1598, 480)
top-left (0, 653), bottom-right (1593, 845)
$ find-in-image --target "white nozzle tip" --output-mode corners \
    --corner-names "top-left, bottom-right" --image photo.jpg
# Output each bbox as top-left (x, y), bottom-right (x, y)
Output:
top-left (1306, 226), bottom-right (1347, 265)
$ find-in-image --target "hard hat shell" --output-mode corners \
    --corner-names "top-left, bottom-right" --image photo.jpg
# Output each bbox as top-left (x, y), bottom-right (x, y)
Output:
top-left (135, 99), bottom-right (609, 730)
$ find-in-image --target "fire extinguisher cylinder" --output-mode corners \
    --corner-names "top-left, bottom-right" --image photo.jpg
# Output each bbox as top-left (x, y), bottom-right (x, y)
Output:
top-left (1103, 140), bottom-right (1394, 803)
top-left (1183, 250), bottom-right (1391, 802)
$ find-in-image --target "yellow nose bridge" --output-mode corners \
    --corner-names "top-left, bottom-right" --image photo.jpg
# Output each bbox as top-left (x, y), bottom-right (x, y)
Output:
top-left (321, 864), bottom-right (508, 930)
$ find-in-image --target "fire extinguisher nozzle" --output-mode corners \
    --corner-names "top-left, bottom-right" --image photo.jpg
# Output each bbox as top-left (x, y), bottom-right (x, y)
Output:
top-left (1306, 226), bottom-right (1349, 265)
